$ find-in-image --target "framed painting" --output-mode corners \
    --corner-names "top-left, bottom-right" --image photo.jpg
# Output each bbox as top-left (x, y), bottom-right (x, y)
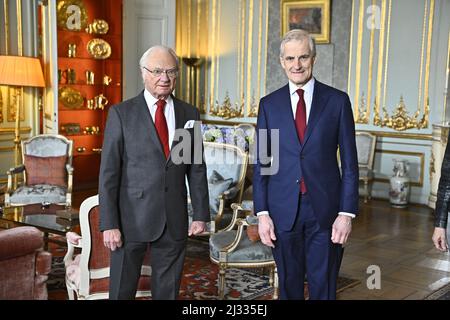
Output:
top-left (281, 0), bottom-right (330, 44)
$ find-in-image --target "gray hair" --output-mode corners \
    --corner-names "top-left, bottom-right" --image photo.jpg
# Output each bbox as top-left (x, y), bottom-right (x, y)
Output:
top-left (139, 45), bottom-right (179, 68)
top-left (280, 29), bottom-right (316, 58)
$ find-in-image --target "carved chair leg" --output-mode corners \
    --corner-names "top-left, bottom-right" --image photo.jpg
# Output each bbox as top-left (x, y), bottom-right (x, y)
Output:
top-left (364, 180), bottom-right (369, 203)
top-left (218, 264), bottom-right (226, 300)
top-left (368, 180), bottom-right (373, 200)
top-left (272, 266), bottom-right (279, 300)
top-left (67, 287), bottom-right (75, 300)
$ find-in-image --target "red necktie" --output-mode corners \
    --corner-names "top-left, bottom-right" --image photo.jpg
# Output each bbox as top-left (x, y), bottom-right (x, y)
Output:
top-left (155, 99), bottom-right (170, 158)
top-left (295, 88), bottom-right (307, 194)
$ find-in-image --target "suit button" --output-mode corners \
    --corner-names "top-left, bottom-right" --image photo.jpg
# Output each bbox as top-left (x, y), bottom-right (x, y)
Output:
top-left (300, 155), bottom-right (304, 160)
top-left (165, 187), bottom-right (168, 192)
top-left (296, 180), bottom-right (300, 184)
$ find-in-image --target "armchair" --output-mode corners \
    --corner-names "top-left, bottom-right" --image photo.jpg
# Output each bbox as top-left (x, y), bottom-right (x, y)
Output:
top-left (0, 226), bottom-right (52, 300)
top-left (355, 132), bottom-right (377, 203)
top-left (209, 201), bottom-right (278, 299)
top-left (188, 142), bottom-right (248, 234)
top-left (4, 134), bottom-right (74, 208)
top-left (64, 195), bottom-right (151, 300)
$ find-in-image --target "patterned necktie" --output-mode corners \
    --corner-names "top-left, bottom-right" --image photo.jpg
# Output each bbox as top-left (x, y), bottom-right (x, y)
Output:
top-left (155, 99), bottom-right (170, 158)
top-left (295, 88), bottom-right (307, 193)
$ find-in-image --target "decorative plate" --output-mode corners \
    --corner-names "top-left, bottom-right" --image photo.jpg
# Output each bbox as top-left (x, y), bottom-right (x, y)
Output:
top-left (57, 0), bottom-right (88, 31)
top-left (87, 38), bottom-right (112, 59)
top-left (86, 19), bottom-right (109, 34)
top-left (59, 86), bottom-right (84, 109)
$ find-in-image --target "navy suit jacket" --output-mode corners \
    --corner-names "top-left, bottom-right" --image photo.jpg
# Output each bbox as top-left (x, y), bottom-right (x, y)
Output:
top-left (253, 80), bottom-right (359, 231)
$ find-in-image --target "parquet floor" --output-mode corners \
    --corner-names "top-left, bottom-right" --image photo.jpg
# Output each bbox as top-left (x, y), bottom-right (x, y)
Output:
top-left (337, 199), bottom-right (450, 300)
top-left (72, 190), bottom-right (450, 300)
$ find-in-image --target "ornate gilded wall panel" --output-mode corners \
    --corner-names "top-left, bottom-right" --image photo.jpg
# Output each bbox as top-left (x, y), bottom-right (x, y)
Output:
top-left (349, 0), bottom-right (436, 131)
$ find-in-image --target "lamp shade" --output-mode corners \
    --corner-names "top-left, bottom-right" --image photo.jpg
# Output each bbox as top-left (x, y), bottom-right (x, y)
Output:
top-left (0, 55), bottom-right (45, 87)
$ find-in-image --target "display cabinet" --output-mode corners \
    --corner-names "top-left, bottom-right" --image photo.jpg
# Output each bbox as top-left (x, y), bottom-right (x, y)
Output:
top-left (53, 0), bottom-right (122, 189)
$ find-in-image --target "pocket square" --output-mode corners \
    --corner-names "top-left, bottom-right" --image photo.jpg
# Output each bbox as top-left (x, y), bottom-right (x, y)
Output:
top-left (184, 120), bottom-right (196, 129)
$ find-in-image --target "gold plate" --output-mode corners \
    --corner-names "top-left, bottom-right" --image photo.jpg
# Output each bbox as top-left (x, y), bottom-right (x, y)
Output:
top-left (86, 19), bottom-right (109, 34)
top-left (59, 86), bottom-right (84, 109)
top-left (57, 0), bottom-right (88, 31)
top-left (87, 38), bottom-right (112, 59)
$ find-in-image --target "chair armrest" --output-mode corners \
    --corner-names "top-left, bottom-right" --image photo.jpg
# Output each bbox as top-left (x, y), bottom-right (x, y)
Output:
top-left (219, 218), bottom-right (248, 260)
top-left (219, 202), bottom-right (251, 232)
top-left (7, 165), bottom-right (25, 175)
top-left (6, 165), bottom-right (25, 192)
top-left (64, 232), bottom-right (82, 268)
top-left (0, 227), bottom-right (44, 260)
top-left (66, 164), bottom-right (74, 174)
top-left (66, 164), bottom-right (74, 194)
top-left (36, 251), bottom-right (52, 275)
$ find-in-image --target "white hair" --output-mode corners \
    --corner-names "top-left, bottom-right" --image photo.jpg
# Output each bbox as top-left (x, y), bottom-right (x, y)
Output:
top-left (280, 29), bottom-right (316, 58)
top-left (139, 45), bottom-right (179, 68)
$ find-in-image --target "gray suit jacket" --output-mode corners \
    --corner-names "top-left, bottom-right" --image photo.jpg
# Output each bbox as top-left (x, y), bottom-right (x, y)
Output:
top-left (99, 91), bottom-right (209, 241)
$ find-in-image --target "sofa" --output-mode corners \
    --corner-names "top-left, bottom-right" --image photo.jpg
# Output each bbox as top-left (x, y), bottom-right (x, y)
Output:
top-left (0, 226), bottom-right (52, 299)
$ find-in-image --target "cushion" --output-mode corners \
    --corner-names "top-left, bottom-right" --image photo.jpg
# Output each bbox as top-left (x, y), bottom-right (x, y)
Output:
top-left (9, 185), bottom-right (67, 205)
top-left (24, 154), bottom-right (67, 187)
top-left (209, 230), bottom-right (273, 262)
top-left (208, 170), bottom-right (233, 215)
top-left (246, 225), bottom-right (260, 242)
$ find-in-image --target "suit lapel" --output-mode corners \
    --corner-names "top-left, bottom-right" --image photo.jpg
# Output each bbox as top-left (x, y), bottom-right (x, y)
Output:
top-left (167, 96), bottom-right (185, 165)
top-left (279, 85), bottom-right (302, 150)
top-left (301, 81), bottom-right (329, 149)
top-left (136, 91), bottom-right (166, 157)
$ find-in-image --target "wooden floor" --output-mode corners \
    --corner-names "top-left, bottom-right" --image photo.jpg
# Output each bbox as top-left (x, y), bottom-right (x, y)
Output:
top-left (72, 190), bottom-right (450, 300)
top-left (337, 198), bottom-right (450, 300)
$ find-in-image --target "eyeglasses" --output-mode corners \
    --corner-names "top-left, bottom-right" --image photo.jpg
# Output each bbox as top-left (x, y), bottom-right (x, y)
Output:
top-left (142, 66), bottom-right (178, 78)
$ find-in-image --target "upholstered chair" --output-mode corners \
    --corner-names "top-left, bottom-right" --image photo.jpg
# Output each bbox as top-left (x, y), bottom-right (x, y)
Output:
top-left (64, 195), bottom-right (151, 300)
top-left (355, 132), bottom-right (377, 203)
top-left (188, 142), bottom-right (248, 234)
top-left (4, 134), bottom-right (74, 208)
top-left (0, 226), bottom-right (52, 300)
top-left (209, 201), bottom-right (278, 299)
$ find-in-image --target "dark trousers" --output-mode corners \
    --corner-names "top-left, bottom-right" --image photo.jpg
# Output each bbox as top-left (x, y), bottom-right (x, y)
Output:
top-left (272, 193), bottom-right (343, 300)
top-left (109, 226), bottom-right (187, 300)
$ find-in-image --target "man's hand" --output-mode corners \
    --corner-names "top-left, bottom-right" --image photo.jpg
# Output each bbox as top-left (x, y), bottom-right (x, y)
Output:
top-left (331, 215), bottom-right (352, 245)
top-left (103, 229), bottom-right (123, 251)
top-left (258, 215), bottom-right (276, 248)
top-left (432, 227), bottom-right (448, 252)
top-left (189, 221), bottom-right (206, 236)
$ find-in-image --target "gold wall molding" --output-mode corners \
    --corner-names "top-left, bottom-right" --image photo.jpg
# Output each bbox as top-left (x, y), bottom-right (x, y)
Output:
top-left (443, 31), bottom-right (450, 121)
top-left (0, 89), bottom-right (3, 123)
top-left (373, 0), bottom-right (433, 131)
top-left (357, 129), bottom-right (432, 141)
top-left (356, 93), bottom-right (368, 124)
top-left (210, 92), bottom-right (244, 120)
top-left (374, 149), bottom-right (425, 187)
top-left (430, 150), bottom-right (435, 185)
top-left (351, 0), bottom-right (434, 131)
top-left (374, 96), bottom-right (429, 131)
top-left (176, 0), bottom-right (267, 120)
top-left (0, 127), bottom-right (31, 134)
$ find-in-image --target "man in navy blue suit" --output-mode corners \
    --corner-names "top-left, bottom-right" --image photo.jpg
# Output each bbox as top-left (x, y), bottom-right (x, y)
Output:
top-left (253, 29), bottom-right (359, 300)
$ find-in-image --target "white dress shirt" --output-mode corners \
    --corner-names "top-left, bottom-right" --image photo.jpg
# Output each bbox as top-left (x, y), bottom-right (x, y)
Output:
top-left (256, 78), bottom-right (356, 219)
top-left (144, 89), bottom-right (176, 149)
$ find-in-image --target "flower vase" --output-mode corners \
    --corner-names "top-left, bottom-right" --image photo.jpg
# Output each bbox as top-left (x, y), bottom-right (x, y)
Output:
top-left (389, 159), bottom-right (411, 208)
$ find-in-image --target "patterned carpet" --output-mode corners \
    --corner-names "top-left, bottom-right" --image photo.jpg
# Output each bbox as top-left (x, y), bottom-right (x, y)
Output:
top-left (425, 283), bottom-right (450, 300)
top-left (48, 237), bottom-right (359, 300)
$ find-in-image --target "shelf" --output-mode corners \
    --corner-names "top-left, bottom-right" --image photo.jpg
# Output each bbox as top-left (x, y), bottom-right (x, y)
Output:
top-left (58, 56), bottom-right (121, 62)
top-left (62, 134), bottom-right (103, 138)
top-left (58, 83), bottom-right (121, 87)
top-left (58, 108), bottom-right (104, 112)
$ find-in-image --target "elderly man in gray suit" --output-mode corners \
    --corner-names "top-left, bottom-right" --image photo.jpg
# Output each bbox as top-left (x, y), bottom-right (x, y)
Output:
top-left (99, 45), bottom-right (209, 300)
